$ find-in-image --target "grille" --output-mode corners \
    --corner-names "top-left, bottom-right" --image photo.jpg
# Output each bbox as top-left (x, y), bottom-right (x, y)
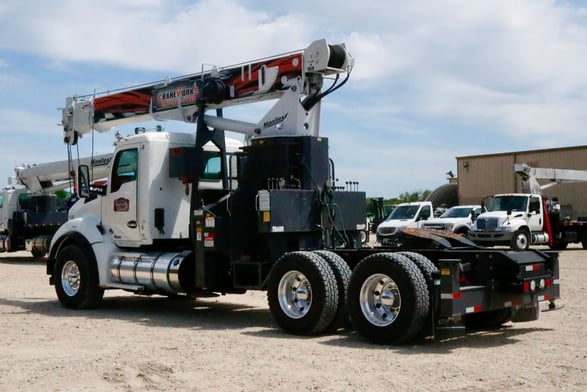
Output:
top-left (378, 227), bottom-right (397, 235)
top-left (424, 224), bottom-right (447, 230)
top-left (476, 218), bottom-right (498, 230)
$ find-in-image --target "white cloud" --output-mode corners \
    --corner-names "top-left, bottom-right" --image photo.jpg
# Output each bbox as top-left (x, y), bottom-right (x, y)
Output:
top-left (2, 0), bottom-right (587, 195)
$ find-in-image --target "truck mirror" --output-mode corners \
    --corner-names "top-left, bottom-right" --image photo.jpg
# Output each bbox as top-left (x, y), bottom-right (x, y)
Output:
top-left (78, 165), bottom-right (90, 198)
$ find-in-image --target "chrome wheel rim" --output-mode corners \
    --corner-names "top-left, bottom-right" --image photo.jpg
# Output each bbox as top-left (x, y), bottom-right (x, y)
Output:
top-left (515, 233), bottom-right (528, 249)
top-left (61, 260), bottom-right (81, 297)
top-left (359, 273), bottom-right (401, 326)
top-left (277, 270), bottom-right (312, 319)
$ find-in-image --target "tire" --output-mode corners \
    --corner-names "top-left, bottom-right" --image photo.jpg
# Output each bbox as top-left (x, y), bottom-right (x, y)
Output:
top-left (267, 251), bottom-right (338, 335)
top-left (510, 229), bottom-right (530, 251)
top-left (549, 240), bottom-right (568, 250)
top-left (31, 249), bottom-right (47, 258)
top-left (348, 252), bottom-right (430, 345)
top-left (54, 245), bottom-right (104, 309)
top-left (465, 308), bottom-right (512, 330)
top-left (360, 230), bottom-right (368, 244)
top-left (455, 227), bottom-right (469, 236)
top-left (313, 250), bottom-right (351, 332)
top-left (397, 252), bottom-right (438, 340)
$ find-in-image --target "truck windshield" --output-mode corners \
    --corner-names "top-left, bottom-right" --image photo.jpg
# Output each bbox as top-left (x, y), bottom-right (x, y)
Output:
top-left (386, 205), bottom-right (420, 220)
top-left (487, 196), bottom-right (528, 212)
top-left (439, 207), bottom-right (472, 218)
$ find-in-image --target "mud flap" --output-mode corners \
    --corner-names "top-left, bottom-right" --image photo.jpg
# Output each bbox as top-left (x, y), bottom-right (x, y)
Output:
top-left (511, 302), bottom-right (539, 322)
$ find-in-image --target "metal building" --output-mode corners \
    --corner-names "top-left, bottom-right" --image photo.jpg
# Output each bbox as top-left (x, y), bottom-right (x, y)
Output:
top-left (456, 145), bottom-right (587, 219)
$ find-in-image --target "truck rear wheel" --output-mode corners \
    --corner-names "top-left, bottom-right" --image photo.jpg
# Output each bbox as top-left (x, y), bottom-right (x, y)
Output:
top-left (313, 250), bottom-right (351, 332)
top-left (510, 229), bottom-right (530, 250)
top-left (267, 251), bottom-right (338, 335)
top-left (348, 253), bottom-right (430, 345)
top-left (54, 245), bottom-right (104, 309)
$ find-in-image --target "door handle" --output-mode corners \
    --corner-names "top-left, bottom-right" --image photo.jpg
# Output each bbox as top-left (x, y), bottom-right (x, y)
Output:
top-left (127, 221), bottom-right (138, 229)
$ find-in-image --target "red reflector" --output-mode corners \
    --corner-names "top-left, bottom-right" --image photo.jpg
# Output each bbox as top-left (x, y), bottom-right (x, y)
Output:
top-left (453, 292), bottom-right (461, 299)
top-left (459, 274), bottom-right (466, 283)
top-left (544, 294), bottom-right (551, 301)
top-left (523, 281), bottom-right (530, 292)
top-left (171, 148), bottom-right (181, 156)
top-left (473, 305), bottom-right (482, 312)
top-left (545, 278), bottom-right (552, 288)
top-left (533, 264), bottom-right (540, 271)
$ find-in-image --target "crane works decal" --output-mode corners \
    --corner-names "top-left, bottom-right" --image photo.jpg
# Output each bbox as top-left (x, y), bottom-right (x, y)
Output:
top-left (263, 113), bottom-right (288, 129)
top-left (153, 81), bottom-right (198, 111)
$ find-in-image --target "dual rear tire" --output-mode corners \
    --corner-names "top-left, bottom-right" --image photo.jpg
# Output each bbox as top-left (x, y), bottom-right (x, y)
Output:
top-left (267, 250), bottom-right (435, 345)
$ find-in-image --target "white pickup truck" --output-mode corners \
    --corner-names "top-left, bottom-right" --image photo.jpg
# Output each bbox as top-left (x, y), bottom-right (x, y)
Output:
top-left (376, 201), bottom-right (433, 245)
top-left (421, 205), bottom-right (484, 235)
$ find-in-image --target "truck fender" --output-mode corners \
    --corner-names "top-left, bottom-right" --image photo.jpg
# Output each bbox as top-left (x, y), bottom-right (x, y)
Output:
top-left (48, 216), bottom-right (116, 286)
top-left (49, 216), bottom-right (105, 254)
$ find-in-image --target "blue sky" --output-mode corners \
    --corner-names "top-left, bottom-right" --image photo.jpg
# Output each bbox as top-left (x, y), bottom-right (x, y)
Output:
top-left (1, 0), bottom-right (586, 197)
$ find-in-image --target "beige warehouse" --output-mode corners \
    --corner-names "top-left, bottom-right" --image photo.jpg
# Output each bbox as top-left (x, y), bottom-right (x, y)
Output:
top-left (456, 145), bottom-right (587, 219)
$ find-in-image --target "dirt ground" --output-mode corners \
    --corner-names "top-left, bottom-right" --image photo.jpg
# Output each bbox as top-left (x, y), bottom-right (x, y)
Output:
top-left (1, 246), bottom-right (586, 392)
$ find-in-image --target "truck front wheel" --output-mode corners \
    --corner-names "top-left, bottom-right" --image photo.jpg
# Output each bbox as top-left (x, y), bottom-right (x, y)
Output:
top-left (510, 229), bottom-right (530, 251)
top-left (267, 251), bottom-right (338, 335)
top-left (348, 253), bottom-right (430, 345)
top-left (54, 245), bottom-right (104, 309)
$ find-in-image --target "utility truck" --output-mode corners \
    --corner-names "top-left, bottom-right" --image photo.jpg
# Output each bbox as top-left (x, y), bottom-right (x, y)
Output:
top-left (469, 164), bottom-right (587, 250)
top-left (0, 154), bottom-right (111, 256)
top-left (47, 39), bottom-right (560, 345)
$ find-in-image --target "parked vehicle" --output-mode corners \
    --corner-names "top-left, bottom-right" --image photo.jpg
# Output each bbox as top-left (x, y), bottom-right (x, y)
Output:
top-left (469, 164), bottom-right (587, 250)
top-left (422, 205), bottom-right (483, 235)
top-left (376, 201), bottom-right (433, 245)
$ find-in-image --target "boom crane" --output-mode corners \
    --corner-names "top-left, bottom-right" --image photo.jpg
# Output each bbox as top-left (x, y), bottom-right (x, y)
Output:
top-left (62, 39), bottom-right (353, 143)
top-left (515, 163), bottom-right (587, 194)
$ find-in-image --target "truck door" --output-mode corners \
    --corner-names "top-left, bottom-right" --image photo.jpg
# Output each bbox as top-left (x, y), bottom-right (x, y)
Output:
top-left (416, 204), bottom-right (432, 228)
top-left (528, 195), bottom-right (544, 231)
top-left (103, 148), bottom-right (141, 247)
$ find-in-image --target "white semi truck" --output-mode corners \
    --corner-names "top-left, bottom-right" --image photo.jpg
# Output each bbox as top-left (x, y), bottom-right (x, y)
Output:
top-left (46, 39), bottom-right (559, 345)
top-left (0, 154), bottom-right (111, 256)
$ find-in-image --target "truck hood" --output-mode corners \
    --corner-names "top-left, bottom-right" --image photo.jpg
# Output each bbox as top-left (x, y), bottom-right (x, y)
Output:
top-left (423, 217), bottom-right (470, 225)
top-left (477, 211), bottom-right (525, 220)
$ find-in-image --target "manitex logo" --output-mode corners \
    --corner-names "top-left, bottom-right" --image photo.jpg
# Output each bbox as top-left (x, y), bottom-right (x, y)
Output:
top-left (263, 113), bottom-right (288, 129)
top-left (91, 157), bottom-right (112, 166)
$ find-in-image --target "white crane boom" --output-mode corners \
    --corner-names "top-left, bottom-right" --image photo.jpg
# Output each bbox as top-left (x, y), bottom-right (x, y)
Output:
top-left (515, 163), bottom-right (587, 194)
top-left (61, 39), bottom-right (353, 144)
top-left (11, 154), bottom-right (112, 193)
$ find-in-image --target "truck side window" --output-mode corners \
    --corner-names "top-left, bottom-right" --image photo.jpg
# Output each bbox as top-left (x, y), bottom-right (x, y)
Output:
top-left (420, 206), bottom-right (431, 220)
top-left (111, 148), bottom-right (138, 193)
top-left (201, 153), bottom-right (222, 181)
top-left (529, 197), bottom-right (541, 213)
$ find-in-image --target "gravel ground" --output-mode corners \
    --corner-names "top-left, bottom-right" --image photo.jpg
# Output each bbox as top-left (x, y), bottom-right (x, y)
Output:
top-left (0, 246), bottom-right (586, 391)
